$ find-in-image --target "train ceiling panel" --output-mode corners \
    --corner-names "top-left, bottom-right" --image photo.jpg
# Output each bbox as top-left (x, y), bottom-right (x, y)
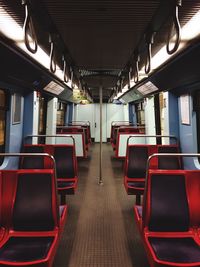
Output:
top-left (0, 0), bottom-right (200, 102)
top-left (42, 0), bottom-right (159, 70)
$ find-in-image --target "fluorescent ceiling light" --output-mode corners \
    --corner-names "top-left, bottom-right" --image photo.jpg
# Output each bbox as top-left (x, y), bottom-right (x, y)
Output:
top-left (181, 10), bottom-right (200, 41)
top-left (120, 80), bottom-right (136, 94)
top-left (43, 81), bottom-right (64, 95)
top-left (141, 9), bottom-right (200, 75)
top-left (118, 7), bottom-right (200, 97)
top-left (0, 7), bottom-right (23, 41)
top-left (122, 85), bottom-right (129, 93)
top-left (0, 6), bottom-right (72, 88)
top-left (137, 81), bottom-right (159, 95)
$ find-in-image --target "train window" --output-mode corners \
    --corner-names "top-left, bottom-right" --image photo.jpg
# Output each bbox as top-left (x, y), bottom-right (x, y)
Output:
top-left (56, 101), bottom-right (66, 126)
top-left (38, 97), bottom-right (47, 135)
top-left (159, 93), bottom-right (164, 135)
top-left (193, 91), bottom-right (200, 158)
top-left (135, 101), bottom-right (145, 128)
top-left (38, 96), bottom-right (47, 144)
top-left (0, 90), bottom-right (6, 165)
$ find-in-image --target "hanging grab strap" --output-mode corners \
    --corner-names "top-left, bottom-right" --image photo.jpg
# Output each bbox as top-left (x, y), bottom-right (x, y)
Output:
top-left (166, 0), bottom-right (182, 55)
top-left (22, 0), bottom-right (38, 54)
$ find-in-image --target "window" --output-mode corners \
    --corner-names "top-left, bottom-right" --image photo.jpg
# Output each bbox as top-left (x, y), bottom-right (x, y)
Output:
top-left (12, 93), bottom-right (21, 124)
top-left (56, 101), bottom-right (66, 126)
top-left (38, 97), bottom-right (47, 135)
top-left (0, 90), bottom-right (7, 165)
top-left (38, 96), bottom-right (47, 144)
top-left (193, 91), bottom-right (200, 159)
top-left (135, 102), bottom-right (145, 124)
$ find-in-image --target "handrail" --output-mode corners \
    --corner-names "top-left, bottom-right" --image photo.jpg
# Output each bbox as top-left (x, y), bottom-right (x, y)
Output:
top-left (24, 134), bottom-right (75, 147)
top-left (111, 121), bottom-right (132, 126)
top-left (62, 56), bottom-right (69, 83)
top-left (142, 152), bottom-right (198, 222)
top-left (133, 51), bottom-right (140, 83)
top-left (146, 153), bottom-right (200, 179)
top-left (70, 121), bottom-right (90, 126)
top-left (127, 134), bottom-right (178, 146)
top-left (22, 0), bottom-right (38, 54)
top-left (128, 67), bottom-right (132, 89)
top-left (117, 126), bottom-right (144, 129)
top-left (71, 120), bottom-right (90, 124)
top-left (166, 1), bottom-right (182, 55)
top-left (0, 153), bottom-right (56, 170)
top-left (114, 127), bottom-right (144, 148)
top-left (0, 153), bottom-right (58, 205)
top-left (57, 126), bottom-right (82, 128)
top-left (144, 32), bottom-right (155, 74)
top-left (49, 36), bottom-right (56, 73)
top-left (70, 67), bottom-right (74, 89)
top-left (145, 42), bottom-right (152, 74)
top-left (116, 126), bottom-right (144, 137)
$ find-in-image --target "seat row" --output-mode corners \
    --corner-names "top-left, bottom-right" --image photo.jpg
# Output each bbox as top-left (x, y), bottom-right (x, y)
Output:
top-left (21, 144), bottom-right (78, 204)
top-left (56, 122), bottom-right (91, 157)
top-left (0, 168), bottom-right (67, 266)
top-left (134, 154), bottom-right (200, 267)
top-left (110, 123), bottom-right (142, 153)
top-left (124, 142), bottom-right (181, 204)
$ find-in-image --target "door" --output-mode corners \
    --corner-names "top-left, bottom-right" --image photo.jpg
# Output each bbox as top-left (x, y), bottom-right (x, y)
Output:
top-left (94, 104), bottom-right (107, 142)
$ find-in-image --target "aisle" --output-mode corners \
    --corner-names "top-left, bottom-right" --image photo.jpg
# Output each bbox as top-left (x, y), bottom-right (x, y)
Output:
top-left (53, 143), bottom-right (148, 267)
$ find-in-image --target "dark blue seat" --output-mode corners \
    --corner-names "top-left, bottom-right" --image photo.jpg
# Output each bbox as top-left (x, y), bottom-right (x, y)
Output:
top-left (149, 237), bottom-right (200, 264)
top-left (21, 145), bottom-right (45, 169)
top-left (157, 145), bottom-right (182, 169)
top-left (124, 145), bottom-right (149, 204)
top-left (0, 237), bottom-right (54, 262)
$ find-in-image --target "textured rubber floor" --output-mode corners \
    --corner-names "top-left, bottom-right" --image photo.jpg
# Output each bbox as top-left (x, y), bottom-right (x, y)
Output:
top-left (53, 143), bottom-right (148, 267)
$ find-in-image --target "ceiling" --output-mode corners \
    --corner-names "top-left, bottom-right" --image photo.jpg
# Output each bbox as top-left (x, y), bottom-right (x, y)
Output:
top-left (0, 0), bottom-right (199, 102)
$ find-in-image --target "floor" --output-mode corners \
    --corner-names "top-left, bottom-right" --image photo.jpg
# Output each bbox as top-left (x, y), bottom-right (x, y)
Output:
top-left (53, 143), bottom-right (148, 267)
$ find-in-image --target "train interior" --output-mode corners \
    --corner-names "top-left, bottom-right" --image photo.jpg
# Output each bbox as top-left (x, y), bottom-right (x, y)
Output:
top-left (0, 0), bottom-right (200, 266)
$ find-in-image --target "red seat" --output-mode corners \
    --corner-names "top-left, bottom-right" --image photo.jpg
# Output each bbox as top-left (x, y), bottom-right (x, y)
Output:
top-left (56, 128), bottom-right (87, 158)
top-left (21, 144), bottom-right (78, 204)
top-left (124, 144), bottom-right (181, 204)
top-left (0, 169), bottom-right (67, 267)
top-left (134, 169), bottom-right (200, 267)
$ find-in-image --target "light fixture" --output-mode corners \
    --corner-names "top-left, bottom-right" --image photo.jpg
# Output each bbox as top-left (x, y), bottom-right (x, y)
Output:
top-left (0, 6), bottom-right (73, 88)
top-left (133, 8), bottom-right (200, 80)
top-left (136, 81), bottom-right (159, 95)
top-left (43, 81), bottom-right (64, 95)
top-left (150, 9), bottom-right (200, 71)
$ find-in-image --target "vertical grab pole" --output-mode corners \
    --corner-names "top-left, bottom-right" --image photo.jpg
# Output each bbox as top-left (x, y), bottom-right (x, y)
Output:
top-left (99, 85), bottom-right (103, 185)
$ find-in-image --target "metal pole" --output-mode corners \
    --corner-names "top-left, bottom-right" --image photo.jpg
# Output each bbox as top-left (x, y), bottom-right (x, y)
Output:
top-left (99, 86), bottom-right (103, 185)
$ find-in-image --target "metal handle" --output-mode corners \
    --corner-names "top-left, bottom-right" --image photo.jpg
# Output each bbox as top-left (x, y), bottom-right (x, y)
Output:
top-left (24, 134), bottom-right (75, 146)
top-left (0, 153), bottom-right (56, 169)
top-left (111, 121), bottom-right (131, 126)
top-left (57, 126), bottom-right (82, 128)
top-left (127, 135), bottom-right (178, 146)
top-left (70, 120), bottom-right (90, 126)
top-left (147, 153), bottom-right (200, 171)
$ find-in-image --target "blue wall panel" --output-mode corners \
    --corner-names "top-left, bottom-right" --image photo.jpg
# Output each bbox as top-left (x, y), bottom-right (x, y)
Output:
top-left (68, 103), bottom-right (73, 123)
top-left (178, 95), bottom-right (198, 169)
top-left (1, 94), bottom-right (24, 169)
top-left (168, 92), bottom-right (180, 142)
top-left (23, 92), bottom-right (34, 139)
